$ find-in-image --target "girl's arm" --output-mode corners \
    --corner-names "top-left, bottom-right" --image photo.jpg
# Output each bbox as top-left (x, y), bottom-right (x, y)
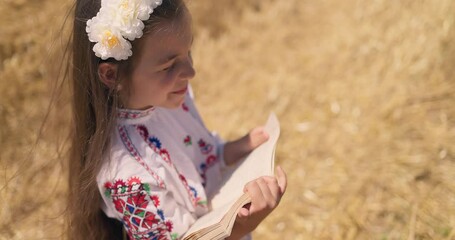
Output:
top-left (227, 166), bottom-right (288, 240)
top-left (223, 127), bottom-right (270, 166)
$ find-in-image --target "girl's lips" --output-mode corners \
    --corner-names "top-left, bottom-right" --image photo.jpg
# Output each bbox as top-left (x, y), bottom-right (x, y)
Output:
top-left (173, 87), bottom-right (187, 95)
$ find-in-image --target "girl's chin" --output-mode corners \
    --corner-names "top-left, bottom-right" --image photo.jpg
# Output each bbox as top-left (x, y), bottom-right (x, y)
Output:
top-left (162, 99), bottom-right (185, 109)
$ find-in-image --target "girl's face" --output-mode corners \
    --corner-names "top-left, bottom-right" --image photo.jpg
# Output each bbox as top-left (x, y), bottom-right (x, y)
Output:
top-left (122, 12), bottom-right (195, 110)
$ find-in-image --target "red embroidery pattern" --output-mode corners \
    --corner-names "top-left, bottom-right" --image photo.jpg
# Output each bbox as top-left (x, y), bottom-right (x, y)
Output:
top-left (136, 125), bottom-right (199, 207)
top-left (195, 138), bottom-right (217, 186)
top-left (181, 103), bottom-right (189, 112)
top-left (183, 135), bottom-right (192, 146)
top-left (117, 107), bottom-right (155, 119)
top-left (198, 139), bottom-right (214, 155)
top-left (118, 125), bottom-right (166, 189)
top-left (199, 154), bottom-right (218, 185)
top-left (104, 177), bottom-right (175, 240)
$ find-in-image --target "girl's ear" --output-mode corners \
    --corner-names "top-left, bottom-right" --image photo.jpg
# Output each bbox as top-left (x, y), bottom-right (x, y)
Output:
top-left (98, 63), bottom-right (121, 90)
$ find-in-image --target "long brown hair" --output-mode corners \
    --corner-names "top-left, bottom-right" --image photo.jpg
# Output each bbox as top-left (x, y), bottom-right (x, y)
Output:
top-left (68, 0), bottom-right (186, 239)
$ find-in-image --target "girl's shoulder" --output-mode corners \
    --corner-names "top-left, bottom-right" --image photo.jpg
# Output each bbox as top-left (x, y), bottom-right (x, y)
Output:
top-left (96, 138), bottom-right (139, 183)
top-left (96, 127), bottom-right (167, 189)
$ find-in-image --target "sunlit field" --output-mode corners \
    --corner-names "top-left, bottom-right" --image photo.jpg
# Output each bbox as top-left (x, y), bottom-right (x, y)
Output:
top-left (1, 0), bottom-right (454, 239)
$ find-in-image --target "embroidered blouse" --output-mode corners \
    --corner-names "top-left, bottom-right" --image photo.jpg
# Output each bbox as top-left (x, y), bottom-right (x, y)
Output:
top-left (97, 87), bottom-right (226, 240)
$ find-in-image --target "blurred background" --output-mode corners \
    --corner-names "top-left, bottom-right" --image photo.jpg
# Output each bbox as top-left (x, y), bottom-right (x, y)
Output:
top-left (1, 0), bottom-right (454, 239)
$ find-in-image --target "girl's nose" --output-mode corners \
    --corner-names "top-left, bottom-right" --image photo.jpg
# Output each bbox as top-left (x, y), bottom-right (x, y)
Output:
top-left (181, 58), bottom-right (196, 80)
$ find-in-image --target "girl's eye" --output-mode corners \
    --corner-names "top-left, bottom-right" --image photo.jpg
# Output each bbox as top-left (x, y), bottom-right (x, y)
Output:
top-left (162, 64), bottom-right (174, 72)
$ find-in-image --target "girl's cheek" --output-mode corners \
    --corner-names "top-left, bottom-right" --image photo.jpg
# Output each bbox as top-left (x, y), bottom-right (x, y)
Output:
top-left (165, 70), bottom-right (179, 83)
top-left (160, 74), bottom-right (175, 85)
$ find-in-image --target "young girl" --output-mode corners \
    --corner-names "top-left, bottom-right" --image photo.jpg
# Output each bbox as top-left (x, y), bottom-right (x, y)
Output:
top-left (68, 0), bottom-right (287, 239)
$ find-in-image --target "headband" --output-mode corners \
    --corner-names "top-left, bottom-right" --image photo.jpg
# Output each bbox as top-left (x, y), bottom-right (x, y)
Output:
top-left (86, 0), bottom-right (163, 61)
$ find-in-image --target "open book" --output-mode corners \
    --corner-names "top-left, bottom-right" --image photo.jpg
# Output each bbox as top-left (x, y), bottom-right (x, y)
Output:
top-left (182, 113), bottom-right (280, 240)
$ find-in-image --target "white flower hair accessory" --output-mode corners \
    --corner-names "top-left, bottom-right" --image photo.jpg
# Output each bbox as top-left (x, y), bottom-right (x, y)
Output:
top-left (86, 0), bottom-right (163, 60)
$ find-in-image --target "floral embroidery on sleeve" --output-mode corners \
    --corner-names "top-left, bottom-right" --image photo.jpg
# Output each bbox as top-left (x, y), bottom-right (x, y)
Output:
top-left (135, 125), bottom-right (206, 208)
top-left (183, 135), bottom-right (192, 146)
top-left (198, 154), bottom-right (218, 185)
top-left (197, 139), bottom-right (213, 155)
top-left (104, 177), bottom-right (178, 240)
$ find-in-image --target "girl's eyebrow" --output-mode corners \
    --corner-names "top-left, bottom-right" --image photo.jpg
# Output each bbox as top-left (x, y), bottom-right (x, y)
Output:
top-left (158, 54), bottom-right (179, 65)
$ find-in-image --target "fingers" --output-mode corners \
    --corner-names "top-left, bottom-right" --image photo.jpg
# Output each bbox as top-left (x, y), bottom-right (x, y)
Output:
top-left (243, 176), bottom-right (282, 215)
top-left (258, 177), bottom-right (280, 209)
top-left (243, 169), bottom-right (286, 200)
top-left (237, 207), bottom-right (250, 218)
top-left (247, 126), bottom-right (269, 149)
top-left (259, 176), bottom-right (281, 201)
top-left (276, 166), bottom-right (287, 194)
top-left (244, 180), bottom-right (266, 207)
top-left (236, 168), bottom-right (286, 234)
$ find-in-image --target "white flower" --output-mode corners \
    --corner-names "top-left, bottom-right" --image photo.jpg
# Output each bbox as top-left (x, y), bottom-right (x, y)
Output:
top-left (150, 0), bottom-right (162, 8)
top-left (101, 0), bottom-right (150, 40)
top-left (86, 0), bottom-right (163, 61)
top-left (87, 16), bottom-right (132, 60)
top-left (93, 30), bottom-right (132, 60)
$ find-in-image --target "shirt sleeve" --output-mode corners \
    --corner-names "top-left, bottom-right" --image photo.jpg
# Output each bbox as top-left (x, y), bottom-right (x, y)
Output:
top-left (184, 85), bottom-right (226, 168)
top-left (98, 155), bottom-right (198, 240)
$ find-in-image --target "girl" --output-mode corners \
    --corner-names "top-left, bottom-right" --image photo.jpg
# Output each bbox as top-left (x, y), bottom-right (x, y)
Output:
top-left (68, 0), bottom-right (287, 239)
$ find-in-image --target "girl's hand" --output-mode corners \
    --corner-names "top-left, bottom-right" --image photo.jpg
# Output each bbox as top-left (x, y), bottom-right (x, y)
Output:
top-left (246, 126), bottom-right (270, 150)
top-left (223, 126), bottom-right (270, 166)
top-left (227, 166), bottom-right (288, 240)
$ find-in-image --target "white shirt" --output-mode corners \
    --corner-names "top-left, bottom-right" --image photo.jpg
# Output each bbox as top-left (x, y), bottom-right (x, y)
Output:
top-left (97, 89), bottom-right (225, 239)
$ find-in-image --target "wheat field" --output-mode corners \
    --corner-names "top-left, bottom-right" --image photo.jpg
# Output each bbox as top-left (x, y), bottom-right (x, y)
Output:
top-left (0, 0), bottom-right (454, 239)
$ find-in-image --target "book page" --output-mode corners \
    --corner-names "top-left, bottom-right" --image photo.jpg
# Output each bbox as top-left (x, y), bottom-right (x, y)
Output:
top-left (183, 201), bottom-right (229, 238)
top-left (182, 113), bottom-right (280, 239)
top-left (183, 194), bottom-right (251, 239)
top-left (210, 113), bottom-right (280, 208)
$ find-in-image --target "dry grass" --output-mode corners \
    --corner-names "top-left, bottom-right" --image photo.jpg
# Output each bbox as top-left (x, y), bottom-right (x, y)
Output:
top-left (1, 0), bottom-right (454, 239)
